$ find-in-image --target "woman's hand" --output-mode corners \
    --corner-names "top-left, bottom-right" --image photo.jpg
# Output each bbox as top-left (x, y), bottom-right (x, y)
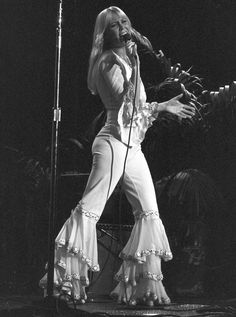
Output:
top-left (159, 94), bottom-right (195, 119)
top-left (125, 41), bottom-right (138, 67)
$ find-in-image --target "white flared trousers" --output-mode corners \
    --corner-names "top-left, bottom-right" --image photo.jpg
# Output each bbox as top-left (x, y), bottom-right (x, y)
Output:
top-left (40, 135), bottom-right (172, 302)
top-left (81, 135), bottom-right (159, 218)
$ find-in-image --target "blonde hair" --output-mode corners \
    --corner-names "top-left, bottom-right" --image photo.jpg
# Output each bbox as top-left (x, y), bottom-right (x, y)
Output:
top-left (87, 6), bottom-right (131, 95)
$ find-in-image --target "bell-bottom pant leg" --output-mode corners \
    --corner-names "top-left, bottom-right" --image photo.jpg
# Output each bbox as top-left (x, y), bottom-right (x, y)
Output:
top-left (111, 145), bottom-right (172, 303)
top-left (46, 135), bottom-right (133, 299)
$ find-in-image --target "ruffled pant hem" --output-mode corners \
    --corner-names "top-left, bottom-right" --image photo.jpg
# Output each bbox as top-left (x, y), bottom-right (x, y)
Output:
top-left (39, 206), bottom-right (172, 302)
top-left (39, 205), bottom-right (100, 300)
top-left (110, 213), bottom-right (172, 304)
top-left (120, 249), bottom-right (173, 263)
top-left (110, 252), bottom-right (171, 302)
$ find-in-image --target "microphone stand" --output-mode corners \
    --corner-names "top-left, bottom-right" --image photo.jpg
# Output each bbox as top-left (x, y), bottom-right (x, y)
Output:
top-left (46, 0), bottom-right (63, 302)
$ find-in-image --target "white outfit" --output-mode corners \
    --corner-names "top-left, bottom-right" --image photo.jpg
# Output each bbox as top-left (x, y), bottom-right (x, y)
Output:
top-left (40, 49), bottom-right (172, 303)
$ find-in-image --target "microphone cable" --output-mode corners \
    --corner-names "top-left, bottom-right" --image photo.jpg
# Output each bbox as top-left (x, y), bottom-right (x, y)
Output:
top-left (117, 48), bottom-right (139, 305)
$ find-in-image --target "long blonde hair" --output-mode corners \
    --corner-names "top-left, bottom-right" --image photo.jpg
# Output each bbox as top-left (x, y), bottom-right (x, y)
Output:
top-left (87, 6), bottom-right (131, 95)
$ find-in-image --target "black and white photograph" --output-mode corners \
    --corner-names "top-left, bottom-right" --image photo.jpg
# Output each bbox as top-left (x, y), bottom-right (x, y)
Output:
top-left (1, 1), bottom-right (236, 316)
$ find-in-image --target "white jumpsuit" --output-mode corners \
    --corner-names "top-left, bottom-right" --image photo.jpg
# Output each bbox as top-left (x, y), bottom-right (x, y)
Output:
top-left (40, 49), bottom-right (173, 303)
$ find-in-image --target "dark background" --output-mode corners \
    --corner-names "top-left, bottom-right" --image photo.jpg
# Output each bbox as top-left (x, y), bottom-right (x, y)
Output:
top-left (2, 0), bottom-right (236, 155)
top-left (1, 0), bottom-right (236, 298)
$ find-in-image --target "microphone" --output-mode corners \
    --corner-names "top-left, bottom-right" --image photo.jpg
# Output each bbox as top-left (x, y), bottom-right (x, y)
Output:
top-left (121, 32), bottom-right (137, 60)
top-left (120, 32), bottom-right (132, 43)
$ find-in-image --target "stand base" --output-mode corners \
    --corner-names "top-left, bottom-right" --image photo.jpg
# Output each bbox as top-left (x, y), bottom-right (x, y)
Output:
top-left (71, 299), bottom-right (222, 316)
top-left (1, 294), bottom-right (235, 316)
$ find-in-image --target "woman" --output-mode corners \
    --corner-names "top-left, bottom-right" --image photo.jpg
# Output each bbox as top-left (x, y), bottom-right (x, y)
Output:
top-left (40, 6), bottom-right (195, 306)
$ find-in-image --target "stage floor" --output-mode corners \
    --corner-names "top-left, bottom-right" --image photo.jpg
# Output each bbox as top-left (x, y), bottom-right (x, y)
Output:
top-left (1, 295), bottom-right (236, 317)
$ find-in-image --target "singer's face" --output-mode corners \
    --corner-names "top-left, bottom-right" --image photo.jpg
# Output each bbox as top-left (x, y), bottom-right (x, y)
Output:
top-left (104, 13), bottom-right (131, 49)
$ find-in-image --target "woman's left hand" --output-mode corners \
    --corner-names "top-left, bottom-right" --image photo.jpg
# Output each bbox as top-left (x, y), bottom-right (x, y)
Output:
top-left (162, 93), bottom-right (196, 119)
